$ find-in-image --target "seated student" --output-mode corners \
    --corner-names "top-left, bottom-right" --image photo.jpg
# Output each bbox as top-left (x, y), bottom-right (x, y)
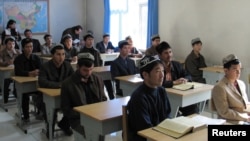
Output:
top-left (145, 34), bottom-right (161, 57)
top-left (61, 53), bottom-right (107, 135)
top-left (23, 29), bottom-right (41, 53)
top-left (96, 33), bottom-right (115, 53)
top-left (62, 34), bottom-right (78, 63)
top-left (185, 37), bottom-right (207, 83)
top-left (0, 36), bottom-right (21, 103)
top-left (127, 55), bottom-right (171, 141)
top-left (40, 34), bottom-right (56, 56)
top-left (156, 41), bottom-right (199, 116)
top-left (38, 44), bottom-right (74, 137)
top-left (80, 33), bottom-right (102, 66)
top-left (111, 40), bottom-right (138, 96)
top-left (125, 36), bottom-right (143, 58)
top-left (211, 54), bottom-right (250, 124)
top-left (14, 38), bottom-right (43, 122)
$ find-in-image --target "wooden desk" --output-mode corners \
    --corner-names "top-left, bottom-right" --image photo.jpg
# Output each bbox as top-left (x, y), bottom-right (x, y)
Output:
top-left (100, 53), bottom-right (119, 66)
top-left (115, 74), bottom-right (143, 96)
top-left (11, 76), bottom-right (38, 133)
top-left (93, 65), bottom-right (111, 81)
top-left (130, 57), bottom-right (141, 67)
top-left (200, 66), bottom-right (224, 85)
top-left (37, 88), bottom-right (60, 141)
top-left (138, 124), bottom-right (207, 141)
top-left (166, 83), bottom-right (214, 118)
top-left (74, 96), bottom-right (130, 141)
top-left (0, 66), bottom-right (15, 111)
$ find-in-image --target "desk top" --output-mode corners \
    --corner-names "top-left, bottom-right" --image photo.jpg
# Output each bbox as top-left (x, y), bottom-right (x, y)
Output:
top-left (41, 57), bottom-right (51, 61)
top-left (74, 96), bottom-right (130, 121)
top-left (166, 83), bottom-right (214, 96)
top-left (0, 65), bottom-right (14, 71)
top-left (11, 76), bottom-right (38, 83)
top-left (93, 65), bottom-right (110, 72)
top-left (138, 127), bottom-right (207, 141)
top-left (100, 53), bottom-right (119, 56)
top-left (200, 66), bottom-right (224, 73)
top-left (37, 88), bottom-right (60, 97)
top-left (115, 74), bottom-right (143, 84)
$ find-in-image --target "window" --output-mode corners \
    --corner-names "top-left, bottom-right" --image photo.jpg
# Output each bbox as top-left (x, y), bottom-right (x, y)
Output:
top-left (110, 0), bottom-right (148, 49)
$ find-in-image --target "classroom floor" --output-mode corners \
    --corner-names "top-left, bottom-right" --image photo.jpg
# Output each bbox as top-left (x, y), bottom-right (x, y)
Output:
top-left (0, 98), bottom-right (213, 141)
top-left (0, 100), bottom-right (123, 141)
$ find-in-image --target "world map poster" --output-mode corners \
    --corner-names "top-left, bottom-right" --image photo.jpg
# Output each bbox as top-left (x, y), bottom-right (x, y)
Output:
top-left (0, 0), bottom-right (49, 34)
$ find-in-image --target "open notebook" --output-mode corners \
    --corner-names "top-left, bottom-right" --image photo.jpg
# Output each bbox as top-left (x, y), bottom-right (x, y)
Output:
top-left (172, 82), bottom-right (204, 91)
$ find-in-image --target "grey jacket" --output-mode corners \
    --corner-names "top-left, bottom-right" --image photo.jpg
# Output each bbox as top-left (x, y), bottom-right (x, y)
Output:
top-left (61, 71), bottom-right (107, 128)
top-left (38, 60), bottom-right (74, 88)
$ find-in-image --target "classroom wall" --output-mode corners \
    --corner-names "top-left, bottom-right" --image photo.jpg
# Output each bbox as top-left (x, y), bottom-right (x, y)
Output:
top-left (159, 0), bottom-right (250, 68)
top-left (86, 0), bottom-right (104, 44)
top-left (23, 0), bottom-right (86, 44)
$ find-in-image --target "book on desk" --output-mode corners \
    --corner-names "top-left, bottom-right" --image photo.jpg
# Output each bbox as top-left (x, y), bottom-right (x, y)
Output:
top-left (152, 115), bottom-right (226, 139)
top-left (152, 116), bottom-right (206, 139)
top-left (172, 82), bottom-right (204, 91)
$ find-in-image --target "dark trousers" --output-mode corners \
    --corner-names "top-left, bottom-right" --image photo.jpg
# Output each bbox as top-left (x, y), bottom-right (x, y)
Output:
top-left (115, 80), bottom-right (123, 96)
top-left (4, 78), bottom-right (16, 103)
top-left (22, 92), bottom-right (44, 119)
top-left (179, 104), bottom-right (199, 116)
top-left (104, 80), bottom-right (114, 99)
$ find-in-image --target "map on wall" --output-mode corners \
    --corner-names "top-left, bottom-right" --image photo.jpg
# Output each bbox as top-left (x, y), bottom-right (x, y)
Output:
top-left (0, 0), bottom-right (49, 34)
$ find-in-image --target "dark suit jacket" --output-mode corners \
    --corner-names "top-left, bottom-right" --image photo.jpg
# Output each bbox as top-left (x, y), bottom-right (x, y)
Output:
top-left (111, 56), bottom-right (138, 80)
top-left (38, 60), bottom-right (74, 88)
top-left (96, 41), bottom-right (115, 53)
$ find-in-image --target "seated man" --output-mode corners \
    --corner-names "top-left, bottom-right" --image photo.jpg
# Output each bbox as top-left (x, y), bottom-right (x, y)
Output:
top-left (14, 38), bottom-right (42, 122)
top-left (111, 40), bottom-right (138, 96)
top-left (96, 33), bottom-right (115, 53)
top-left (80, 33), bottom-right (102, 66)
top-left (61, 53), bottom-right (107, 135)
top-left (38, 44), bottom-right (74, 137)
top-left (62, 34), bottom-right (78, 63)
top-left (185, 37), bottom-right (207, 83)
top-left (0, 36), bottom-right (20, 103)
top-left (127, 55), bottom-right (171, 141)
top-left (156, 41), bottom-right (199, 116)
top-left (145, 34), bottom-right (160, 57)
top-left (211, 54), bottom-right (250, 124)
top-left (23, 29), bottom-right (41, 53)
top-left (40, 34), bottom-right (56, 56)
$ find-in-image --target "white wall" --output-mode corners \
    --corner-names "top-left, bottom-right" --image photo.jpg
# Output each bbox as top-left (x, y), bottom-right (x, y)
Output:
top-left (159, 0), bottom-right (250, 68)
top-left (86, 0), bottom-right (104, 43)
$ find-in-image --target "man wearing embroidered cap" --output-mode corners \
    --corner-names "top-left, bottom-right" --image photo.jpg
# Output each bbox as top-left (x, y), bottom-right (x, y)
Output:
top-left (185, 37), bottom-right (207, 83)
top-left (211, 54), bottom-right (250, 124)
top-left (126, 55), bottom-right (171, 141)
top-left (61, 52), bottom-right (107, 135)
